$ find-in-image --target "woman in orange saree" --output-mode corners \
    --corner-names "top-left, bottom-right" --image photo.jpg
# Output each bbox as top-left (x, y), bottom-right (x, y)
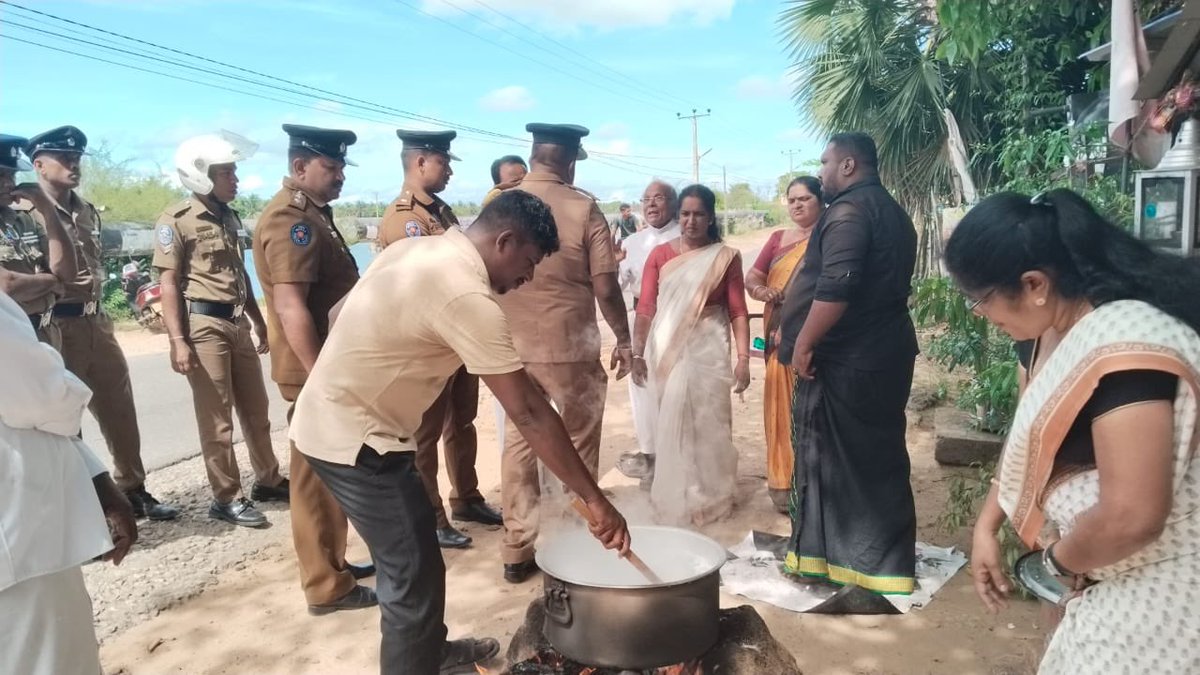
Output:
top-left (745, 176), bottom-right (823, 513)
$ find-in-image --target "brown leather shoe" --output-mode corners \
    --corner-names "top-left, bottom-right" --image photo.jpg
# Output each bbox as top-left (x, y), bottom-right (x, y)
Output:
top-left (503, 560), bottom-right (539, 584)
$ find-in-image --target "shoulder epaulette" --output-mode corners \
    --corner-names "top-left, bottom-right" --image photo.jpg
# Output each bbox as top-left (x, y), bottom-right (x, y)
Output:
top-left (167, 199), bottom-right (192, 218)
top-left (569, 184), bottom-right (598, 201)
top-left (289, 190), bottom-right (308, 210)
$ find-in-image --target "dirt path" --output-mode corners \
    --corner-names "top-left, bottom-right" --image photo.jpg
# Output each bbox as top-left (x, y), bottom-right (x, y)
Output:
top-left (97, 230), bottom-right (1043, 674)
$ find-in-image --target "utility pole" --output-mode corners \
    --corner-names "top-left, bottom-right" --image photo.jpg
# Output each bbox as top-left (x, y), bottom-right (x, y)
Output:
top-left (781, 149), bottom-right (804, 175)
top-left (678, 108), bottom-right (711, 183)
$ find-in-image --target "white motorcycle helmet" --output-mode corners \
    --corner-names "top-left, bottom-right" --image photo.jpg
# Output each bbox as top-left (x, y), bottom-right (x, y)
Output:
top-left (174, 130), bottom-right (258, 195)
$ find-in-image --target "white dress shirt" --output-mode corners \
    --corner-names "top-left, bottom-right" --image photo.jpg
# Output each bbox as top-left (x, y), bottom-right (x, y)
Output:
top-left (0, 292), bottom-right (111, 593)
top-left (618, 220), bottom-right (680, 298)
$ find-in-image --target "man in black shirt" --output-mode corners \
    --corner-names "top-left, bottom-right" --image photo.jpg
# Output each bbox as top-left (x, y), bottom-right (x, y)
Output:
top-left (777, 132), bottom-right (919, 600)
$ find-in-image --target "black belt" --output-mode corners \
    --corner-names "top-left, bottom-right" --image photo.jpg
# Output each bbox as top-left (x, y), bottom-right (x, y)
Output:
top-left (28, 313), bottom-right (43, 330)
top-left (52, 302), bottom-right (98, 318)
top-left (190, 300), bottom-right (241, 320)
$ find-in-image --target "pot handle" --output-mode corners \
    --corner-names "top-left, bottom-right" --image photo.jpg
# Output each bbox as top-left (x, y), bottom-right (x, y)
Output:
top-left (543, 585), bottom-right (573, 627)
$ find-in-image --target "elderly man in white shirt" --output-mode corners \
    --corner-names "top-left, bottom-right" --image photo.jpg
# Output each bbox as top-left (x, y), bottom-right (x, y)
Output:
top-left (0, 290), bottom-right (137, 675)
top-left (615, 180), bottom-right (679, 483)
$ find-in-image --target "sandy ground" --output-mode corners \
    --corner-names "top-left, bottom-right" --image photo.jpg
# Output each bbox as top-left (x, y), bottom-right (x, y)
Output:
top-left (94, 230), bottom-right (1044, 675)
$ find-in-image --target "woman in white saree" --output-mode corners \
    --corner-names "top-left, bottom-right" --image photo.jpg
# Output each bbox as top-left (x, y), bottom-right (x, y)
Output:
top-left (630, 184), bottom-right (751, 525)
top-left (946, 190), bottom-right (1200, 674)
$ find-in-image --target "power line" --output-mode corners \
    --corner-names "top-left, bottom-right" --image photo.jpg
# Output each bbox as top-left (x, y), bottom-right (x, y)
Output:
top-left (466, 0), bottom-right (698, 110)
top-left (0, 0), bottom-right (525, 143)
top-left (0, 3), bottom-right (733, 185)
top-left (1, 0), bottom-right (694, 163)
top-left (1, 36), bottom-right (679, 185)
top-left (390, 0), bottom-right (677, 115)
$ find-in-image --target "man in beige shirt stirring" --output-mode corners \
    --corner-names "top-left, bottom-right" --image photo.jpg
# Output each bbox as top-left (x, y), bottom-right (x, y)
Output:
top-left (290, 190), bottom-right (630, 675)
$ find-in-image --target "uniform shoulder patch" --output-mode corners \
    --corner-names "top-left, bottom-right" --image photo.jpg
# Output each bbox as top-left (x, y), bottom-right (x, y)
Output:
top-left (405, 221), bottom-right (422, 238)
top-left (290, 222), bottom-right (312, 246)
top-left (289, 191), bottom-right (308, 209)
top-left (157, 224), bottom-right (175, 251)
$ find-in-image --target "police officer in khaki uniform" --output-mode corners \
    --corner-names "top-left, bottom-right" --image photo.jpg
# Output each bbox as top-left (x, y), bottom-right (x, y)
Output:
top-left (481, 155), bottom-right (527, 207)
top-left (378, 129), bottom-right (503, 550)
top-left (495, 123), bottom-right (634, 583)
top-left (153, 132), bottom-right (289, 528)
top-left (0, 134), bottom-right (76, 347)
top-left (27, 126), bottom-right (180, 521)
top-left (252, 124), bottom-right (376, 614)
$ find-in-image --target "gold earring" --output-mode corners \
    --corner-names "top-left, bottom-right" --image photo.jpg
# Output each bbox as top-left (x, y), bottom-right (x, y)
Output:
top-left (1035, 298), bottom-right (1046, 307)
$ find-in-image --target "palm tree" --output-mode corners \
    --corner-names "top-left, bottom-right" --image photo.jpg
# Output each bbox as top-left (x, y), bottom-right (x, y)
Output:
top-left (778, 0), bottom-right (996, 260)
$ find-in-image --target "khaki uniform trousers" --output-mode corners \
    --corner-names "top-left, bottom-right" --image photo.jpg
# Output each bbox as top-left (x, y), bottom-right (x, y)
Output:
top-left (185, 314), bottom-right (283, 503)
top-left (414, 366), bottom-right (484, 528)
top-left (54, 313), bottom-right (146, 491)
top-left (501, 360), bottom-right (606, 565)
top-left (280, 384), bottom-right (356, 605)
top-left (34, 321), bottom-right (62, 352)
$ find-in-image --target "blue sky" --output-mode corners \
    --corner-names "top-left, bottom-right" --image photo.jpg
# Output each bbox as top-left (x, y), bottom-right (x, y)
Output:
top-left (0, 0), bottom-right (824, 205)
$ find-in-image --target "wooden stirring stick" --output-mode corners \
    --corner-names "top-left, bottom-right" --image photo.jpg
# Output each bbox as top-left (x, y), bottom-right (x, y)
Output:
top-left (571, 498), bottom-right (663, 585)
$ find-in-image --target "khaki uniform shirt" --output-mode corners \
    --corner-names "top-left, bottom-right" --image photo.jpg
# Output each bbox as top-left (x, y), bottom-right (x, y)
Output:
top-left (0, 206), bottom-right (54, 315)
top-left (495, 171), bottom-right (617, 363)
top-left (28, 191), bottom-right (103, 305)
top-left (152, 198), bottom-right (248, 305)
top-left (290, 228), bottom-right (522, 465)
top-left (377, 183), bottom-right (459, 247)
top-left (252, 178), bottom-right (359, 388)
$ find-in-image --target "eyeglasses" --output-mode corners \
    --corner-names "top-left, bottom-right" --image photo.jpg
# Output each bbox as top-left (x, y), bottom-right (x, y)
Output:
top-left (641, 195), bottom-right (668, 205)
top-left (964, 289), bottom-right (995, 313)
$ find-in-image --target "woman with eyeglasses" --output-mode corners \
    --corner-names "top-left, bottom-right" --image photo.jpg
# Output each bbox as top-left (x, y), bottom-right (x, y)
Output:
top-left (945, 188), bottom-right (1200, 673)
top-left (630, 184), bottom-right (751, 525)
top-left (745, 175), bottom-right (823, 513)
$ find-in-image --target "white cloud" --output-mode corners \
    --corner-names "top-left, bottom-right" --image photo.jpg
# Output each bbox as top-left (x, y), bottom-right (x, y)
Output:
top-left (240, 174), bottom-right (265, 191)
top-left (735, 73), bottom-right (795, 100)
top-left (479, 85), bottom-right (536, 112)
top-left (421, 0), bottom-right (736, 30)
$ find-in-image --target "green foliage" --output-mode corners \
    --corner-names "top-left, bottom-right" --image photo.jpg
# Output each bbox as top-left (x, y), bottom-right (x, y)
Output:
top-left (912, 276), bottom-right (1018, 433)
top-left (938, 461), bottom-right (1029, 597)
top-left (100, 257), bottom-right (143, 322)
top-left (959, 360), bottom-right (1019, 435)
top-left (994, 122), bottom-right (1135, 230)
top-left (231, 193), bottom-right (267, 218)
top-left (778, 0), bottom-right (999, 216)
top-left (79, 143), bottom-right (186, 226)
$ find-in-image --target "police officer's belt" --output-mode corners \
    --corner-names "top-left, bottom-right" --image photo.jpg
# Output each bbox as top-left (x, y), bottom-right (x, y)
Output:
top-left (27, 311), bottom-right (51, 330)
top-left (190, 301), bottom-right (242, 321)
top-left (52, 302), bottom-right (99, 318)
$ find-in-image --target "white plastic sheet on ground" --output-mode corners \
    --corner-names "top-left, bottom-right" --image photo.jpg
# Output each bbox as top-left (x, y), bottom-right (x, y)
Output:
top-left (720, 532), bottom-right (967, 614)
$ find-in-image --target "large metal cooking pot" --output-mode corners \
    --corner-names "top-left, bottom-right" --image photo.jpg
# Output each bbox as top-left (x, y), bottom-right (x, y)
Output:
top-left (536, 525), bottom-right (727, 670)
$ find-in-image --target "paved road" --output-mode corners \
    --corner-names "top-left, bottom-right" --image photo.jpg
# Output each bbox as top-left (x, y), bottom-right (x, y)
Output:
top-left (83, 351), bottom-right (291, 474)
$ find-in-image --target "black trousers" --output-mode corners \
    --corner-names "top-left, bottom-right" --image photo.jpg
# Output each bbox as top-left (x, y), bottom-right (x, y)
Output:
top-left (307, 446), bottom-right (447, 675)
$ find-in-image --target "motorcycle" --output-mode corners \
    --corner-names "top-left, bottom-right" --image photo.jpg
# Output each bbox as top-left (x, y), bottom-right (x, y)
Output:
top-left (112, 260), bottom-right (164, 332)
